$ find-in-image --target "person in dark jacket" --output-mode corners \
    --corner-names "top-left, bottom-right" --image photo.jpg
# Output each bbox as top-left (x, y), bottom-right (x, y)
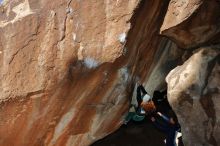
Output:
top-left (125, 85), bottom-right (182, 145)
top-left (150, 90), bottom-right (182, 146)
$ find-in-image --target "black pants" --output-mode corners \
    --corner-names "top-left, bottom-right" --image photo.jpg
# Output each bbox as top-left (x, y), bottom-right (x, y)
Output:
top-left (152, 119), bottom-right (180, 146)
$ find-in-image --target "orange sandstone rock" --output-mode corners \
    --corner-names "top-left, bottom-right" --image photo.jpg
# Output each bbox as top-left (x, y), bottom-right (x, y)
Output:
top-left (0, 0), bottom-right (181, 146)
top-left (161, 0), bottom-right (220, 48)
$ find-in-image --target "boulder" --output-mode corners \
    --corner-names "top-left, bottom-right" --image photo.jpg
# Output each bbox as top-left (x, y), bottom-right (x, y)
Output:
top-left (166, 47), bottom-right (220, 146)
top-left (161, 0), bottom-right (220, 48)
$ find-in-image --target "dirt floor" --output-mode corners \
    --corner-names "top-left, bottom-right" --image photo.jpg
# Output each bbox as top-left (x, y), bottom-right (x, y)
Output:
top-left (91, 117), bottom-right (168, 146)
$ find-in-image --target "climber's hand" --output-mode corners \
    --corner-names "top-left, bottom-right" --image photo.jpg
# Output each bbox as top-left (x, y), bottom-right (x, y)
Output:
top-left (136, 81), bottom-right (141, 86)
top-left (170, 118), bottom-right (175, 125)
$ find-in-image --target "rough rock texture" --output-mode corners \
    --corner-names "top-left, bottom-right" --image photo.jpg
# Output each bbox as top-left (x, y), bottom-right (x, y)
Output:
top-left (161, 0), bottom-right (220, 48)
top-left (0, 0), bottom-right (139, 145)
top-left (0, 0), bottom-right (140, 101)
top-left (0, 0), bottom-right (181, 146)
top-left (145, 40), bottom-right (183, 94)
top-left (1, 0), bottom-right (219, 145)
top-left (162, 1), bottom-right (220, 145)
top-left (166, 47), bottom-right (220, 146)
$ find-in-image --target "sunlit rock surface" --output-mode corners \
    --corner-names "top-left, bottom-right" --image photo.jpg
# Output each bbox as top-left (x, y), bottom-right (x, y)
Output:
top-left (166, 47), bottom-right (220, 146)
top-left (0, 0), bottom-right (179, 146)
top-left (161, 0), bottom-right (220, 48)
top-left (0, 0), bottom-right (139, 145)
top-left (1, 0), bottom-right (219, 145)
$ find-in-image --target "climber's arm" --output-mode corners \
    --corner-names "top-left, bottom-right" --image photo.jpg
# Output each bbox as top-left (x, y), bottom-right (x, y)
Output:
top-left (151, 116), bottom-right (169, 132)
top-left (136, 85), bottom-right (143, 106)
top-left (139, 85), bottom-right (148, 94)
top-left (157, 112), bottom-right (176, 125)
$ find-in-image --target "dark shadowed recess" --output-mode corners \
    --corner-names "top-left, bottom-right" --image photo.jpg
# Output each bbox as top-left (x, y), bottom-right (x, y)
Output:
top-left (91, 117), bottom-right (166, 146)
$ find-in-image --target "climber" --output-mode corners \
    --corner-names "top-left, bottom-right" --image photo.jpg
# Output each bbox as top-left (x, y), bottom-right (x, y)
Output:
top-left (152, 90), bottom-right (172, 114)
top-left (124, 84), bottom-right (153, 124)
top-left (149, 90), bottom-right (182, 146)
top-left (124, 85), bottom-right (182, 145)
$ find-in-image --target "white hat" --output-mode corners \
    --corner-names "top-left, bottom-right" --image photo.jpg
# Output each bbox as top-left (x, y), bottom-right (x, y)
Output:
top-left (142, 94), bottom-right (151, 103)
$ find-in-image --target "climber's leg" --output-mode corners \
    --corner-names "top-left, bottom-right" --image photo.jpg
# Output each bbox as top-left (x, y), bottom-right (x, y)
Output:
top-left (152, 119), bottom-right (169, 133)
top-left (124, 106), bottom-right (136, 124)
top-left (166, 126), bottom-right (178, 146)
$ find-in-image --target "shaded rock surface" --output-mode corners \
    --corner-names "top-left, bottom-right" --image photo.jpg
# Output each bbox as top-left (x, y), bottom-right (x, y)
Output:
top-left (163, 1), bottom-right (220, 146)
top-left (166, 47), bottom-right (220, 146)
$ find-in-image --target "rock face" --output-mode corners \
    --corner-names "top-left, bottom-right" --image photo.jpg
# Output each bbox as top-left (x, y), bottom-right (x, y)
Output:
top-left (166, 47), bottom-right (220, 146)
top-left (161, 0), bottom-right (220, 48)
top-left (0, 0), bottom-right (219, 146)
top-left (162, 1), bottom-right (220, 145)
top-left (0, 0), bottom-right (139, 101)
top-left (0, 0), bottom-right (179, 146)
